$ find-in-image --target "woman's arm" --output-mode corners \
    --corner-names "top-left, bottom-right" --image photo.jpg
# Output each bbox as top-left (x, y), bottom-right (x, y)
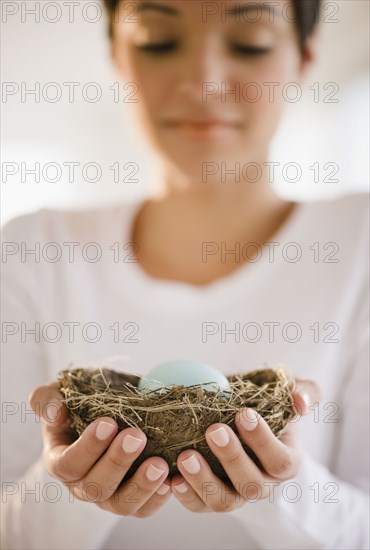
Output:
top-left (228, 268), bottom-right (370, 550)
top-left (0, 215), bottom-right (123, 550)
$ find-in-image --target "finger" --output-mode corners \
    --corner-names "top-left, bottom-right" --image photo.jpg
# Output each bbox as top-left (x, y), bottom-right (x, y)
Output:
top-left (204, 422), bottom-right (272, 499)
top-left (171, 475), bottom-right (208, 513)
top-left (73, 427), bottom-right (151, 501)
top-left (29, 382), bottom-right (69, 427)
top-left (235, 408), bottom-right (300, 480)
top-left (291, 378), bottom-right (323, 416)
top-left (132, 481), bottom-right (172, 518)
top-left (98, 457), bottom-right (169, 516)
top-left (176, 450), bottom-right (245, 512)
top-left (44, 417), bottom-right (122, 483)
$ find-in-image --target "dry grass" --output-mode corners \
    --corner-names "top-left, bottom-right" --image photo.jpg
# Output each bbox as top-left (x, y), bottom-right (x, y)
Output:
top-left (57, 365), bottom-right (296, 484)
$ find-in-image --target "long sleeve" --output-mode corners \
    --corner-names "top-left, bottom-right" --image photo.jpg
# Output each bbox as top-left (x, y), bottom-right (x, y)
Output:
top-left (232, 450), bottom-right (369, 550)
top-left (0, 215), bottom-right (122, 550)
top-left (231, 240), bottom-right (370, 550)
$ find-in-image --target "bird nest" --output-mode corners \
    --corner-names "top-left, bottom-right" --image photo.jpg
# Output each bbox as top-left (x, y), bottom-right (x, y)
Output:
top-left (57, 365), bottom-right (297, 485)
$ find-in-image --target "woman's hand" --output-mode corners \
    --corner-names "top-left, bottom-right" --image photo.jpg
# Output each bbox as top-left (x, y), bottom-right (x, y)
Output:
top-left (28, 382), bottom-right (171, 518)
top-left (170, 378), bottom-right (322, 513)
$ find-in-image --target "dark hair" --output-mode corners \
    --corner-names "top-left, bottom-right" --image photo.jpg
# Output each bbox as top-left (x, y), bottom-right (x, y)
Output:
top-left (102, 0), bottom-right (321, 54)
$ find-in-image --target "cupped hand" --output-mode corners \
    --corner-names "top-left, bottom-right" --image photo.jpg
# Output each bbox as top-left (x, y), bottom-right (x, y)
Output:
top-left (170, 377), bottom-right (322, 513)
top-left (28, 382), bottom-right (171, 518)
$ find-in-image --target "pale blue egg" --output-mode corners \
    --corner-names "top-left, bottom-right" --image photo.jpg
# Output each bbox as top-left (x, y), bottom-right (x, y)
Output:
top-left (138, 359), bottom-right (232, 398)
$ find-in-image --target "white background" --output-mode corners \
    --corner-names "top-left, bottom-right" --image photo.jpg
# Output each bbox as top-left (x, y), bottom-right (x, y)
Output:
top-left (1, 0), bottom-right (369, 224)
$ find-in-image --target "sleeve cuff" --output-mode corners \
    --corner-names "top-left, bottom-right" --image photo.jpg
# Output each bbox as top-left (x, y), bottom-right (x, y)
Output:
top-left (1, 454), bottom-right (123, 550)
top-left (229, 450), bottom-right (370, 550)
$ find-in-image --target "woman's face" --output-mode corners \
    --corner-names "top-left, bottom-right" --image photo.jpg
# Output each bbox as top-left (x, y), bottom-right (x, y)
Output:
top-left (111, 0), bottom-right (315, 180)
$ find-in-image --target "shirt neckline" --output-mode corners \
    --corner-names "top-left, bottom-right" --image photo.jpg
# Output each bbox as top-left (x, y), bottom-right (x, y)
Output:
top-left (116, 195), bottom-right (308, 313)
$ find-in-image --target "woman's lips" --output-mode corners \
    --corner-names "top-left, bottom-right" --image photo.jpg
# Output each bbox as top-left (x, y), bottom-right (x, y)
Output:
top-left (164, 120), bottom-right (241, 141)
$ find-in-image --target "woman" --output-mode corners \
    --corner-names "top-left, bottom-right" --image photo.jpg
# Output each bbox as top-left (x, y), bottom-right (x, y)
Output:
top-left (1, 1), bottom-right (369, 548)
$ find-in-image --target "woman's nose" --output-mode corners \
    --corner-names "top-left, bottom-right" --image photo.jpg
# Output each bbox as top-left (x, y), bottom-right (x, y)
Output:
top-left (174, 38), bottom-right (228, 102)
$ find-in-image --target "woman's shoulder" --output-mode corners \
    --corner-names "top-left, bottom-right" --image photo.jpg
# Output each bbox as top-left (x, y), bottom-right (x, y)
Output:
top-left (0, 200), bottom-right (138, 243)
top-left (305, 192), bottom-right (369, 288)
top-left (301, 191), bottom-right (369, 244)
top-left (306, 191), bottom-right (369, 218)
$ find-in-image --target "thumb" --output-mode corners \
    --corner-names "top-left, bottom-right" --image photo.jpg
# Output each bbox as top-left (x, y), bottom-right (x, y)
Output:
top-left (28, 381), bottom-right (69, 427)
top-left (291, 378), bottom-right (323, 416)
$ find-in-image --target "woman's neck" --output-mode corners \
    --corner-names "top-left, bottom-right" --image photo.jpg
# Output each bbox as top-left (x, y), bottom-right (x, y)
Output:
top-left (131, 179), bottom-right (297, 286)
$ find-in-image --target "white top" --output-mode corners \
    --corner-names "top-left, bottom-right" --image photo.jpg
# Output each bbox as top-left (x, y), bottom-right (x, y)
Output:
top-left (1, 192), bottom-right (369, 550)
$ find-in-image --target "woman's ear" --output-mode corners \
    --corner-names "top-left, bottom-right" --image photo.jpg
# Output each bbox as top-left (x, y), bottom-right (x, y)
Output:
top-left (110, 39), bottom-right (126, 80)
top-left (110, 38), bottom-right (117, 67)
top-left (299, 29), bottom-right (321, 82)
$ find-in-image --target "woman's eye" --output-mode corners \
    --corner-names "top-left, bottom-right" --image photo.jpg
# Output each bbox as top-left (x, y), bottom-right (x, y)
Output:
top-left (135, 42), bottom-right (271, 57)
top-left (136, 42), bottom-right (177, 54)
top-left (231, 44), bottom-right (272, 56)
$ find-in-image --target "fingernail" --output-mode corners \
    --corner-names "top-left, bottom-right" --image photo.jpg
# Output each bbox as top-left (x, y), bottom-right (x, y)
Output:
top-left (239, 408), bottom-right (259, 431)
top-left (156, 484), bottom-right (170, 495)
top-left (173, 481), bottom-right (188, 493)
top-left (146, 464), bottom-right (166, 481)
top-left (122, 434), bottom-right (144, 453)
top-left (95, 421), bottom-right (115, 440)
top-left (181, 454), bottom-right (201, 474)
top-left (208, 427), bottom-right (230, 447)
top-left (43, 400), bottom-right (62, 424)
top-left (301, 391), bottom-right (310, 409)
